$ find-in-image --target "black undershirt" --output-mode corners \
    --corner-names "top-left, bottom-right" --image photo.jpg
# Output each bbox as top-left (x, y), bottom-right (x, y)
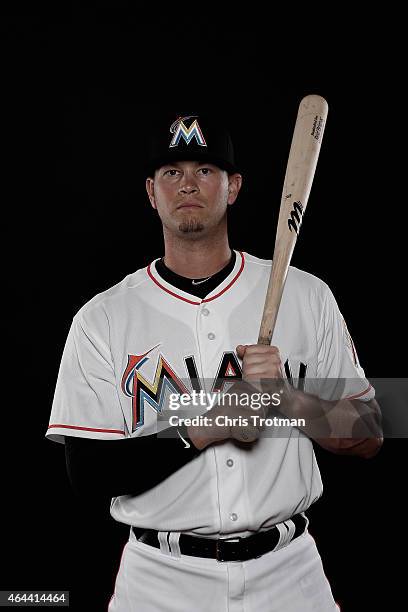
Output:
top-left (154, 250), bottom-right (236, 299)
top-left (65, 251), bottom-right (237, 502)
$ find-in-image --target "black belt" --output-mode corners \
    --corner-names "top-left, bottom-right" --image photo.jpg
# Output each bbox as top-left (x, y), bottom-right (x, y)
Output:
top-left (132, 513), bottom-right (307, 562)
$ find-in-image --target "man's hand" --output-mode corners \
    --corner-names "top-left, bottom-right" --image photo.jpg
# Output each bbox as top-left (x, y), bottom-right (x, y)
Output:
top-left (187, 344), bottom-right (287, 450)
top-left (236, 344), bottom-right (284, 381)
top-left (186, 380), bottom-right (264, 450)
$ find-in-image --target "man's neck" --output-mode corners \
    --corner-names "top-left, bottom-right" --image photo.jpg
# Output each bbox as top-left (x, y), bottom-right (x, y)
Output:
top-left (162, 232), bottom-right (232, 279)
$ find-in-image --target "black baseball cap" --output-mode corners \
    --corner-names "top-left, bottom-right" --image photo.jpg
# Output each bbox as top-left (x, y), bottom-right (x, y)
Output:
top-left (146, 113), bottom-right (239, 176)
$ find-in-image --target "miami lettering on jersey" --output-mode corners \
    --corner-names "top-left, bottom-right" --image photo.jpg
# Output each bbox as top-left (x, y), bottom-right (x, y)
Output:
top-left (169, 116), bottom-right (207, 148)
top-left (121, 346), bottom-right (308, 432)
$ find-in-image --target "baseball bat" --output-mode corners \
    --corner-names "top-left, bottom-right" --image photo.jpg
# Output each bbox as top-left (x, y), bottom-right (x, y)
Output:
top-left (231, 94), bottom-right (328, 444)
top-left (258, 94), bottom-right (328, 345)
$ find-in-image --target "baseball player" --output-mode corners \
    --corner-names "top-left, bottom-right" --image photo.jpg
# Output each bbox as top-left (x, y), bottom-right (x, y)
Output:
top-left (46, 113), bottom-right (383, 611)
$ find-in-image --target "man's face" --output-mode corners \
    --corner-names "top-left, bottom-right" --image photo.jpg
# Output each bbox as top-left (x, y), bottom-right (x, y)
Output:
top-left (146, 160), bottom-right (242, 238)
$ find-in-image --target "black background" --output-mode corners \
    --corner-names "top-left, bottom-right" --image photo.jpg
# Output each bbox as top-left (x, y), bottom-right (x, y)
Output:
top-left (2, 5), bottom-right (405, 612)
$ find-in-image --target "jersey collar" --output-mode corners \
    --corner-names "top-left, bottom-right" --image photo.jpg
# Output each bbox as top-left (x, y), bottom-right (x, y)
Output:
top-left (147, 250), bottom-right (245, 305)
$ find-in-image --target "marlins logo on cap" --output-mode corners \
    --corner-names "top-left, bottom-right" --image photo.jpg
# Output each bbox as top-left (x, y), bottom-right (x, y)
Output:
top-left (145, 112), bottom-right (238, 175)
top-left (169, 116), bottom-right (207, 149)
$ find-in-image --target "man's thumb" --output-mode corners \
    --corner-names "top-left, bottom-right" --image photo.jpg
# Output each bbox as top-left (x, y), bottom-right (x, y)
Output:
top-left (236, 344), bottom-right (247, 358)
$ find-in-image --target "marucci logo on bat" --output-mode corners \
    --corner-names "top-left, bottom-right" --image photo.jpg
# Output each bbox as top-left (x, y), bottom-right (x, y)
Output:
top-left (287, 201), bottom-right (304, 234)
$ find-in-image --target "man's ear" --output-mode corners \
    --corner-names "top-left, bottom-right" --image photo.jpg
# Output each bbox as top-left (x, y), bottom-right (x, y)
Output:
top-left (146, 177), bottom-right (157, 209)
top-left (227, 173), bottom-right (243, 206)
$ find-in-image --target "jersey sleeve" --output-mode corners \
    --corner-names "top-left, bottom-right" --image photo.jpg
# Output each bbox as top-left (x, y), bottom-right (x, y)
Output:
top-left (312, 284), bottom-right (375, 401)
top-left (45, 310), bottom-right (128, 444)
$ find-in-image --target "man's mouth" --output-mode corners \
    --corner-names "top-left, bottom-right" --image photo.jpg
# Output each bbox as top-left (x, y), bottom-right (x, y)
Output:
top-left (176, 202), bottom-right (204, 210)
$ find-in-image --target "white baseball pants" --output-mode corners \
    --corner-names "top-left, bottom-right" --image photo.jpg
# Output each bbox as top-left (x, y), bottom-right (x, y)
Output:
top-left (108, 527), bottom-right (340, 611)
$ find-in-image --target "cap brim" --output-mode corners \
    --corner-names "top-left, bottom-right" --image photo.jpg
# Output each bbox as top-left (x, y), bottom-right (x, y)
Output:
top-left (146, 150), bottom-right (239, 176)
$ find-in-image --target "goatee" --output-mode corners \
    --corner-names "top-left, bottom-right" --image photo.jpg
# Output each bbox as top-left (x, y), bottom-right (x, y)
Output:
top-left (179, 219), bottom-right (205, 233)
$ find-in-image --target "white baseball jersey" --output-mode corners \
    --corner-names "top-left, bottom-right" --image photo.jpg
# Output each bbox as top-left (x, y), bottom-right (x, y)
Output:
top-left (46, 251), bottom-right (374, 537)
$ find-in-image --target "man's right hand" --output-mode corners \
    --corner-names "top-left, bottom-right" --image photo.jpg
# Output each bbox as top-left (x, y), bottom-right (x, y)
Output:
top-left (186, 382), bottom-right (266, 450)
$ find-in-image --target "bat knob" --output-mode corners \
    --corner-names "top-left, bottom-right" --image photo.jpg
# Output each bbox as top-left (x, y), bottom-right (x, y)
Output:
top-left (230, 424), bottom-right (260, 444)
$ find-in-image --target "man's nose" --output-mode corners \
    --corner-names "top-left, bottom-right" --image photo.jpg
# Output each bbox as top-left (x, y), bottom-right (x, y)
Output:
top-left (178, 174), bottom-right (199, 194)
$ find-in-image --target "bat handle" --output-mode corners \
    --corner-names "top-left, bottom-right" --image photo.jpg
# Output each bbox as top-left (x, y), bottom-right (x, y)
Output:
top-left (258, 292), bottom-right (280, 346)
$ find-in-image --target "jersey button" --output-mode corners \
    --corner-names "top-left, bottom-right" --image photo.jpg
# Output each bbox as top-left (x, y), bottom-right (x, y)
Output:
top-left (207, 332), bottom-right (216, 340)
top-left (226, 459), bottom-right (234, 467)
top-left (229, 513), bottom-right (238, 521)
top-left (201, 308), bottom-right (210, 316)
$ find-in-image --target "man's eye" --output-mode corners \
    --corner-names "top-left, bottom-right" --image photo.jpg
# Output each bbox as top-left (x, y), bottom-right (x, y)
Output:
top-left (198, 168), bottom-right (211, 175)
top-left (164, 169), bottom-right (179, 176)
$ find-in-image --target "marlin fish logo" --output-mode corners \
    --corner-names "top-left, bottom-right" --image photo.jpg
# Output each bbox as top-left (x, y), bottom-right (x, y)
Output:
top-left (169, 116), bottom-right (207, 148)
top-left (121, 345), bottom-right (190, 431)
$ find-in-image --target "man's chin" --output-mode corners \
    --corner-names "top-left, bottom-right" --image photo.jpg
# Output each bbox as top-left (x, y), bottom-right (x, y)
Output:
top-left (178, 219), bottom-right (205, 233)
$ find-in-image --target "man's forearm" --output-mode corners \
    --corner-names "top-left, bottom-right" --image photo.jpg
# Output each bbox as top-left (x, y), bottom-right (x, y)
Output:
top-left (278, 388), bottom-right (383, 458)
top-left (65, 432), bottom-right (201, 498)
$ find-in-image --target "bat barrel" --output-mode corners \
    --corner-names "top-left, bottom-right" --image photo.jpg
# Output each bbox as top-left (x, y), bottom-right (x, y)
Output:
top-left (258, 95), bottom-right (328, 346)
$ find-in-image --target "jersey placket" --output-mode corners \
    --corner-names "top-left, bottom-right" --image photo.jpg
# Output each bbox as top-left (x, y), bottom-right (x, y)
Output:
top-left (214, 443), bottom-right (249, 534)
top-left (196, 301), bottom-right (249, 534)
